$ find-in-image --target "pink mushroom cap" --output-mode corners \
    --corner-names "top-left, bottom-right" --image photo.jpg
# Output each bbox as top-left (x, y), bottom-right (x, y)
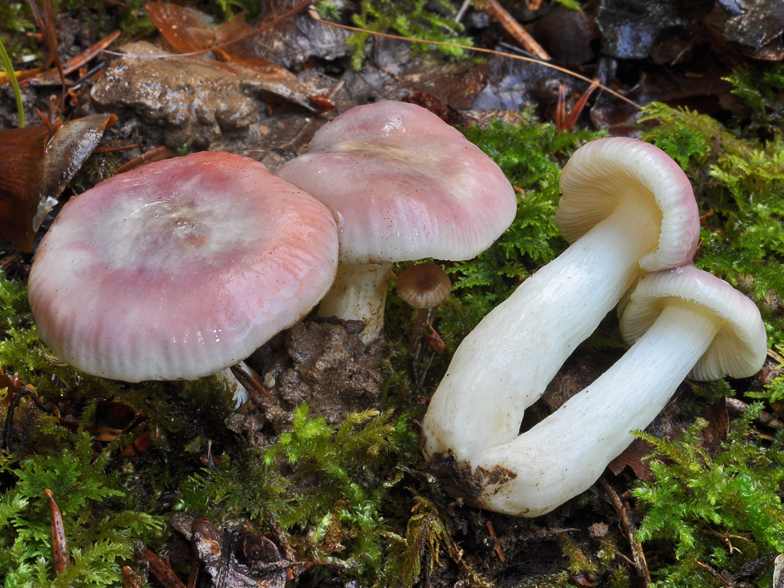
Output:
top-left (28, 152), bottom-right (339, 382)
top-left (276, 101), bottom-right (517, 264)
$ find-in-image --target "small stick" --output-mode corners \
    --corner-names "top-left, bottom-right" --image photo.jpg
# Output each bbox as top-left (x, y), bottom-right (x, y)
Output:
top-left (186, 553), bottom-right (200, 588)
top-left (45, 489), bottom-right (70, 575)
top-left (114, 146), bottom-right (174, 175)
top-left (725, 397), bottom-right (784, 429)
top-left (474, 0), bottom-right (550, 60)
top-left (486, 521), bottom-right (505, 562)
top-left (93, 143), bottom-right (141, 154)
top-left (144, 549), bottom-right (188, 588)
top-left (20, 30), bottom-right (121, 86)
top-left (455, 0), bottom-right (471, 23)
top-left (230, 363), bottom-right (275, 402)
top-left (600, 478), bottom-right (651, 586)
top-left (307, 9), bottom-right (641, 110)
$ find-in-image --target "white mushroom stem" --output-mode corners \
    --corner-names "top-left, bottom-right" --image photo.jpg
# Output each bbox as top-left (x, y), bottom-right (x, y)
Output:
top-left (317, 262), bottom-right (393, 343)
top-left (423, 197), bottom-right (660, 460)
top-left (472, 301), bottom-right (721, 517)
top-left (215, 361), bottom-right (260, 409)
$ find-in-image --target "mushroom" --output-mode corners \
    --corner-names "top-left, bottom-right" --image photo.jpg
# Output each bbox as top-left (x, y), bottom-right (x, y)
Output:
top-left (276, 100), bottom-right (516, 343)
top-left (469, 264), bottom-right (766, 516)
top-left (422, 137), bottom-right (700, 463)
top-left (396, 262), bottom-right (451, 390)
top-left (28, 151), bottom-right (339, 388)
top-left (396, 262), bottom-right (451, 321)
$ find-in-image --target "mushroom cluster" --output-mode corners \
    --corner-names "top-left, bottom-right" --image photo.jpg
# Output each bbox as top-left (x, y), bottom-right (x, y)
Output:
top-left (27, 101), bottom-right (515, 402)
top-left (421, 137), bottom-right (767, 517)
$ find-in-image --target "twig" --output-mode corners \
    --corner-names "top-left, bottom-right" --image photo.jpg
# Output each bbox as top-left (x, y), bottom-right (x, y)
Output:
top-left (21, 30), bottom-right (120, 87)
top-left (114, 146), bottom-right (173, 175)
top-left (230, 363), bottom-right (275, 402)
top-left (474, 0), bottom-right (550, 60)
top-left (93, 143), bottom-right (142, 154)
top-left (600, 478), bottom-right (651, 586)
top-left (455, 0), bottom-right (472, 23)
top-left (307, 9), bottom-right (641, 110)
top-left (725, 396), bottom-right (784, 429)
top-left (144, 549), bottom-right (187, 588)
top-left (486, 521), bottom-right (505, 562)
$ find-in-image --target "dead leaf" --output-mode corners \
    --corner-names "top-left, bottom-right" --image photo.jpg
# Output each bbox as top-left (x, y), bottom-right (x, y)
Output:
top-left (45, 489), bottom-right (69, 575)
top-left (607, 400), bottom-right (685, 481)
top-left (144, 2), bottom-right (219, 53)
top-left (188, 517), bottom-right (304, 588)
top-left (607, 438), bottom-right (656, 481)
top-left (699, 396), bottom-right (729, 457)
top-left (236, 0), bottom-right (352, 68)
top-left (143, 2), bottom-right (333, 113)
top-left (0, 113), bottom-right (116, 251)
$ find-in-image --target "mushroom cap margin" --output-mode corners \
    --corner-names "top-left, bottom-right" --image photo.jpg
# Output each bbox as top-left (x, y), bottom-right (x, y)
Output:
top-left (556, 137), bottom-right (700, 272)
top-left (28, 151), bottom-right (339, 382)
top-left (276, 101), bottom-right (517, 265)
top-left (619, 264), bottom-right (767, 381)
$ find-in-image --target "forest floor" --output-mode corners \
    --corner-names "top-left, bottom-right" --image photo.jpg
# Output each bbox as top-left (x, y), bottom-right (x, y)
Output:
top-left (2, 1), bottom-right (784, 587)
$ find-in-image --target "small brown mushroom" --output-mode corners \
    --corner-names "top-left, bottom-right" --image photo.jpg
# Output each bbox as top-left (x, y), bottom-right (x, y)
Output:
top-left (396, 262), bottom-right (452, 310)
top-left (396, 262), bottom-right (451, 391)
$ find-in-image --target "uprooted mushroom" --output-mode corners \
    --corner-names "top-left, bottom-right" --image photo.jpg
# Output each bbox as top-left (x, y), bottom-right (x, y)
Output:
top-left (276, 100), bottom-right (517, 343)
top-left (470, 265), bottom-right (766, 516)
top-left (28, 151), bottom-right (339, 396)
top-left (422, 138), bottom-right (701, 464)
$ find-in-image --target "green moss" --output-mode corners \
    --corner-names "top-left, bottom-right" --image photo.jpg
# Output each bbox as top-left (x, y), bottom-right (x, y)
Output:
top-left (3, 57), bottom-right (784, 587)
top-left (0, 431), bottom-right (164, 586)
top-left (438, 113), bottom-right (603, 341)
top-left (633, 407), bottom-right (784, 587)
top-left (725, 62), bottom-right (784, 136)
top-left (176, 404), bottom-right (429, 584)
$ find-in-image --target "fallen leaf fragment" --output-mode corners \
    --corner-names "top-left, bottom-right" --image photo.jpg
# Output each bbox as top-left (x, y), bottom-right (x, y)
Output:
top-left (45, 489), bottom-right (70, 575)
top-left (607, 438), bottom-right (656, 481)
top-left (0, 113), bottom-right (116, 251)
top-left (144, 2), bottom-right (219, 53)
top-left (143, 2), bottom-right (333, 113)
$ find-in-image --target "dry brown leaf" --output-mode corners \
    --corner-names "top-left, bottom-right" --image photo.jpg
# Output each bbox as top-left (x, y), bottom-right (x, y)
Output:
top-left (143, 2), bottom-right (333, 113)
top-left (144, 2), bottom-right (225, 54)
top-left (0, 113), bottom-right (116, 251)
